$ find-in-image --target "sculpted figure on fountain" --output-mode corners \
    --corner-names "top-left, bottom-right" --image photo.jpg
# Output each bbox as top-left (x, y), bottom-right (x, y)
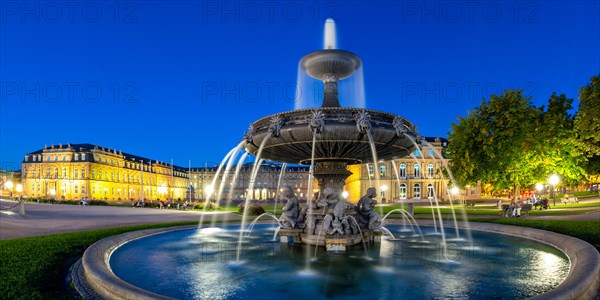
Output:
top-left (278, 187), bottom-right (299, 228)
top-left (356, 187), bottom-right (382, 230)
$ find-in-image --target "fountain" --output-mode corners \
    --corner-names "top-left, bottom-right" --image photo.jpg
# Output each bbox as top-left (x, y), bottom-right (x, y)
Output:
top-left (244, 18), bottom-right (419, 251)
top-left (78, 18), bottom-right (600, 300)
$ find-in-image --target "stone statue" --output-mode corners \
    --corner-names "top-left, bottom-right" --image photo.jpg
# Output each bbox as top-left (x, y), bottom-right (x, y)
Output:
top-left (321, 191), bottom-right (352, 235)
top-left (356, 187), bottom-right (382, 230)
top-left (355, 110), bottom-right (371, 134)
top-left (308, 110), bottom-right (325, 133)
top-left (278, 187), bottom-right (299, 228)
top-left (269, 115), bottom-right (283, 137)
top-left (316, 187), bottom-right (338, 208)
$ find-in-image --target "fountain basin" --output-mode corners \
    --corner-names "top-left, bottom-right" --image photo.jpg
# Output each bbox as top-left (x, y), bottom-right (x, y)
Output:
top-left (79, 222), bottom-right (600, 299)
top-left (244, 107), bottom-right (418, 164)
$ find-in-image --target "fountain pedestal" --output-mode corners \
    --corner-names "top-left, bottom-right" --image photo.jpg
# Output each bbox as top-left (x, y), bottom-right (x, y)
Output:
top-left (279, 228), bottom-right (303, 244)
top-left (314, 162), bottom-right (352, 196)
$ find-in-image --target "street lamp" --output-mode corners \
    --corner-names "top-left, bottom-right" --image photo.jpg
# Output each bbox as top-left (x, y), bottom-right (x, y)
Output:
top-left (205, 184), bottom-right (214, 202)
top-left (342, 191), bottom-right (349, 199)
top-left (450, 186), bottom-right (460, 205)
top-left (381, 185), bottom-right (388, 202)
top-left (16, 184), bottom-right (23, 200)
top-left (4, 181), bottom-right (14, 199)
top-left (549, 175), bottom-right (560, 207)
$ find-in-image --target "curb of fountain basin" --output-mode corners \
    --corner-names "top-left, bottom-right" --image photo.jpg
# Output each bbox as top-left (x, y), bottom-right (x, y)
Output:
top-left (401, 220), bottom-right (600, 300)
top-left (81, 221), bottom-right (600, 300)
top-left (81, 225), bottom-right (197, 300)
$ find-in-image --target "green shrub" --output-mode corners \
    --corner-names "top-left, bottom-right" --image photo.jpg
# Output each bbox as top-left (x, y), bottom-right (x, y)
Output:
top-left (238, 204), bottom-right (265, 215)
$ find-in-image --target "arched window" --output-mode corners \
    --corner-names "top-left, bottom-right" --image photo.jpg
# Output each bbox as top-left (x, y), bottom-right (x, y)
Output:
top-left (380, 165), bottom-right (387, 177)
top-left (427, 184), bottom-right (435, 199)
top-left (399, 183), bottom-right (407, 199)
top-left (413, 184), bottom-right (421, 198)
top-left (46, 167), bottom-right (50, 178)
top-left (427, 164), bottom-right (434, 178)
top-left (414, 164), bottom-right (421, 178)
top-left (54, 168), bottom-right (58, 178)
top-left (399, 164), bottom-right (406, 178)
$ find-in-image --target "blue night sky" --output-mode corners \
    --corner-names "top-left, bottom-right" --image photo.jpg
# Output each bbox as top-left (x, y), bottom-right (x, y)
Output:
top-left (1, 0), bottom-right (599, 170)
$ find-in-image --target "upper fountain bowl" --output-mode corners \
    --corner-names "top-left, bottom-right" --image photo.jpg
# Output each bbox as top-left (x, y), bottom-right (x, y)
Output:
top-left (300, 50), bottom-right (362, 80)
top-left (243, 107), bottom-right (419, 165)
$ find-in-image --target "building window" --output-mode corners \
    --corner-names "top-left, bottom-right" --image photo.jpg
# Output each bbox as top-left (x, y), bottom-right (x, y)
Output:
top-left (54, 155), bottom-right (58, 161)
top-left (413, 184), bottom-right (421, 198)
top-left (111, 172), bottom-right (115, 181)
top-left (427, 164), bottom-right (434, 178)
top-left (368, 164), bottom-right (374, 177)
top-left (32, 156), bottom-right (36, 162)
top-left (46, 167), bottom-right (50, 178)
top-left (92, 186), bottom-right (96, 195)
top-left (62, 155), bottom-right (66, 161)
top-left (82, 185), bottom-right (86, 194)
top-left (62, 168), bottom-right (66, 178)
top-left (81, 154), bottom-right (86, 160)
top-left (399, 184), bottom-right (407, 199)
top-left (380, 166), bottom-right (387, 178)
top-left (99, 170), bottom-right (102, 180)
top-left (428, 150), bottom-right (434, 157)
top-left (37, 168), bottom-right (40, 178)
top-left (414, 164), bottom-right (421, 178)
top-left (414, 150), bottom-right (421, 157)
top-left (74, 169), bottom-right (79, 178)
top-left (427, 184), bottom-right (434, 199)
top-left (75, 185), bottom-right (78, 194)
top-left (75, 154), bottom-right (79, 160)
top-left (81, 168), bottom-right (85, 179)
top-left (399, 164), bottom-right (406, 178)
top-left (37, 183), bottom-right (40, 192)
top-left (54, 168), bottom-right (58, 178)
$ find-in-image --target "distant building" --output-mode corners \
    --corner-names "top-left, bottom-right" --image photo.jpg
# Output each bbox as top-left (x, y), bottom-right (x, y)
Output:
top-left (21, 144), bottom-right (189, 202)
top-left (20, 139), bottom-right (478, 203)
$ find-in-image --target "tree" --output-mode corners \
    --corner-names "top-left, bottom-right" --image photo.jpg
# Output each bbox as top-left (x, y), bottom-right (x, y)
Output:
top-left (447, 89), bottom-right (587, 198)
top-left (536, 93), bottom-right (587, 184)
top-left (447, 89), bottom-right (540, 198)
top-left (575, 74), bottom-right (600, 182)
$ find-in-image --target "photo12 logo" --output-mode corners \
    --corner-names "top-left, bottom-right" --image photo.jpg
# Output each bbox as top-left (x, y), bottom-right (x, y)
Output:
top-left (399, 1), bottom-right (540, 24)
top-left (0, 1), bottom-right (139, 24)
top-left (199, 1), bottom-right (340, 23)
top-left (1, 81), bottom-right (140, 104)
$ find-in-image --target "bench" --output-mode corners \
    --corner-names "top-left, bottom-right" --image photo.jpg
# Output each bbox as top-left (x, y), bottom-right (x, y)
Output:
top-left (464, 200), bottom-right (476, 208)
top-left (561, 195), bottom-right (579, 205)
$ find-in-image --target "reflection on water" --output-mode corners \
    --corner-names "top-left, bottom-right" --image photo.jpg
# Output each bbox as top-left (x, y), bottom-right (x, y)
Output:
top-left (110, 225), bottom-right (569, 299)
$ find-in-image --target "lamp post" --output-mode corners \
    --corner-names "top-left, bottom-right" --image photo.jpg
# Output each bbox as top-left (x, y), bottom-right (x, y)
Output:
top-left (4, 180), bottom-right (14, 200)
top-left (381, 184), bottom-right (388, 203)
top-left (549, 175), bottom-right (560, 207)
top-left (16, 184), bottom-right (23, 201)
top-left (49, 188), bottom-right (56, 203)
top-left (450, 186), bottom-right (460, 204)
top-left (535, 183), bottom-right (544, 203)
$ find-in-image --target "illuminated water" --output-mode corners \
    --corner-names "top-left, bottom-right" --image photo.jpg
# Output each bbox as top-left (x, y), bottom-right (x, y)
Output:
top-left (110, 225), bottom-right (569, 299)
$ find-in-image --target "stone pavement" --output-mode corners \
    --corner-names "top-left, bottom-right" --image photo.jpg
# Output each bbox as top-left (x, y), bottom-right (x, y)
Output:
top-left (0, 200), bottom-right (241, 239)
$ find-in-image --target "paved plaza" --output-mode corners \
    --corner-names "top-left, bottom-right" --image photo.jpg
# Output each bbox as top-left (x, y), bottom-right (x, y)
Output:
top-left (0, 200), bottom-right (241, 239)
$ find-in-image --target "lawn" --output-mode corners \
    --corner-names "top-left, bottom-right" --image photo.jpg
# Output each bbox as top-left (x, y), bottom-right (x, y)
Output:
top-left (0, 221), bottom-right (201, 299)
top-left (470, 219), bottom-right (600, 251)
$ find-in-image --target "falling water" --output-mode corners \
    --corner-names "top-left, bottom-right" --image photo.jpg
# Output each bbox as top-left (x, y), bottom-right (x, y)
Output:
top-left (197, 146), bottom-right (238, 230)
top-left (304, 127), bottom-right (318, 271)
top-left (390, 160), bottom-right (408, 230)
top-left (245, 212), bottom-right (280, 238)
top-left (236, 134), bottom-right (272, 262)
top-left (405, 135), bottom-right (447, 258)
top-left (424, 142), bottom-right (472, 242)
top-left (380, 226), bottom-right (396, 240)
top-left (365, 130), bottom-right (383, 216)
top-left (324, 18), bottom-right (336, 49)
top-left (274, 163), bottom-right (288, 215)
top-left (381, 208), bottom-right (424, 240)
top-left (210, 141), bottom-right (246, 227)
top-left (343, 215), bottom-right (369, 259)
top-left (338, 66), bottom-right (366, 108)
top-left (227, 152), bottom-right (249, 204)
top-left (406, 150), bottom-right (438, 233)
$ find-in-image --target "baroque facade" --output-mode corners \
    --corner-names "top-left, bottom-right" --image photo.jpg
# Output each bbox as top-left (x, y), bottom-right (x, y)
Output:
top-left (21, 144), bottom-right (189, 202)
top-left (20, 139), bottom-right (475, 203)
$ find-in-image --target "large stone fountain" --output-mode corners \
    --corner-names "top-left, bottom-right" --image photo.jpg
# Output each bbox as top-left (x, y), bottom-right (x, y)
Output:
top-left (243, 19), bottom-right (421, 251)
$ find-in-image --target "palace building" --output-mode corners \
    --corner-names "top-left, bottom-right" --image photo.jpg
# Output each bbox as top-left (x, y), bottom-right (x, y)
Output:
top-left (21, 139), bottom-right (476, 203)
top-left (21, 144), bottom-right (189, 202)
